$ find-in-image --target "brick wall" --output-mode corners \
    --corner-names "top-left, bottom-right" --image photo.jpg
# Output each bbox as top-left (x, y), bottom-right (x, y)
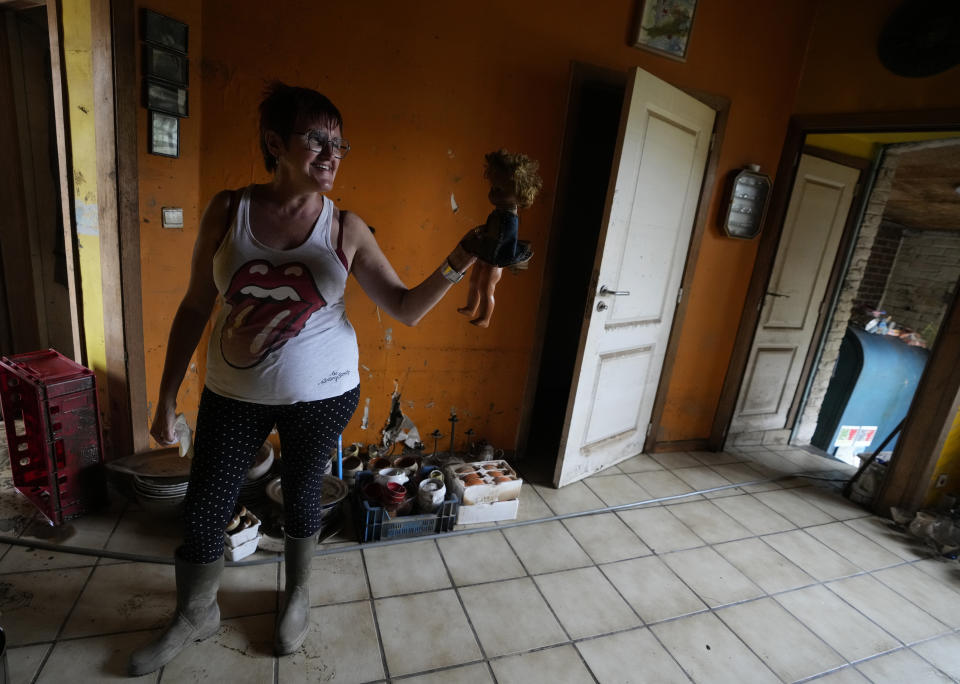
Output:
top-left (881, 228), bottom-right (960, 345)
top-left (851, 222), bottom-right (902, 326)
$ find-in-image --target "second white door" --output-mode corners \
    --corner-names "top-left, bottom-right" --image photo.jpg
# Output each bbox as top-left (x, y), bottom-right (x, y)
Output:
top-left (728, 153), bottom-right (860, 438)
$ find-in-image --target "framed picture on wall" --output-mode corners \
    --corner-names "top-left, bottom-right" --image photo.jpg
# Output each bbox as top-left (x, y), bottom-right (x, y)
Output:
top-left (149, 111), bottom-right (179, 157)
top-left (143, 44), bottom-right (188, 86)
top-left (631, 0), bottom-right (698, 62)
top-left (144, 79), bottom-right (188, 117)
top-left (141, 8), bottom-right (188, 54)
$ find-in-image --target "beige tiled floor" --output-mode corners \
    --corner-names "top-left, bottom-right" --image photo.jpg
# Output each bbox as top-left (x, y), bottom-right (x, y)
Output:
top-left (1, 445), bottom-right (960, 682)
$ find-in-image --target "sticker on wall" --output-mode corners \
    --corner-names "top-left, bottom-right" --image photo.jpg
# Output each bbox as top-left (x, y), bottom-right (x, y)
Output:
top-left (835, 426), bottom-right (859, 448)
top-left (854, 426), bottom-right (878, 448)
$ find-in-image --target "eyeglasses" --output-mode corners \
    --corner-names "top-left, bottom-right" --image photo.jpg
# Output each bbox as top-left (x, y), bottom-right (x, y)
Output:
top-left (294, 131), bottom-right (351, 159)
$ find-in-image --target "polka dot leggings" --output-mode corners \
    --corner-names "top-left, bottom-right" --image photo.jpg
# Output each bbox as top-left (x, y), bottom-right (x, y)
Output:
top-left (180, 385), bottom-right (360, 564)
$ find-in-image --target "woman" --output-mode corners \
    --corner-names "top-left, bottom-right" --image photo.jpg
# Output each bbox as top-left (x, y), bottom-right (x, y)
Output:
top-left (129, 83), bottom-right (477, 675)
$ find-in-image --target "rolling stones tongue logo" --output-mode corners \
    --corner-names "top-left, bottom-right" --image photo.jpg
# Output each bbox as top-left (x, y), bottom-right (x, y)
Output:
top-left (220, 260), bottom-right (326, 368)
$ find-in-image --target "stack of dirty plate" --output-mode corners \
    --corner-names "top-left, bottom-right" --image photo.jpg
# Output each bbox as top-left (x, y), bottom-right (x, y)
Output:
top-left (133, 475), bottom-right (189, 514)
top-left (239, 470), bottom-right (274, 509)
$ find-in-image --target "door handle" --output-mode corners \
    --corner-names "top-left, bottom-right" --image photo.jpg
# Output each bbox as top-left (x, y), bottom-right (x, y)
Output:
top-left (599, 285), bottom-right (630, 296)
top-left (765, 291), bottom-right (790, 298)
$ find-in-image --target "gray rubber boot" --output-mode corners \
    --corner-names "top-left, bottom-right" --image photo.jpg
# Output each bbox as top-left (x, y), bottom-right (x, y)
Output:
top-left (275, 533), bottom-right (315, 654)
top-left (128, 551), bottom-right (223, 676)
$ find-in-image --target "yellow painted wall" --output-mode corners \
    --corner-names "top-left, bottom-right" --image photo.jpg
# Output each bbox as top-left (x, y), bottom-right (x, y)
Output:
top-left (806, 131), bottom-right (960, 161)
top-left (927, 405), bottom-right (960, 508)
top-left (805, 134), bottom-right (878, 160)
top-left (61, 0), bottom-right (108, 407)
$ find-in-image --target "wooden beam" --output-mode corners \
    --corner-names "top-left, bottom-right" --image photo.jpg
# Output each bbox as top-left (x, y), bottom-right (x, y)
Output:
top-left (90, 0), bottom-right (137, 459)
top-left (111, 0), bottom-right (148, 453)
top-left (875, 283), bottom-right (960, 513)
top-left (45, 0), bottom-right (84, 362)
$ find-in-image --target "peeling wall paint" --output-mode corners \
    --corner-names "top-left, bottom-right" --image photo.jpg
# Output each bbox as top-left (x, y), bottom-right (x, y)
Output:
top-left (74, 201), bottom-right (99, 236)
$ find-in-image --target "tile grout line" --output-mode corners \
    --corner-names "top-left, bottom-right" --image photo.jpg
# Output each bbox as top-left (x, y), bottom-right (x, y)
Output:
top-left (29, 563), bottom-right (99, 683)
top-left (359, 547), bottom-right (391, 683)
top-left (552, 513), bottom-right (700, 683)
top-left (23, 643), bottom-right (53, 684)
top-left (500, 521), bottom-right (602, 683)
top-left (431, 537), bottom-right (494, 678)
top-left (496, 524), bottom-right (579, 647)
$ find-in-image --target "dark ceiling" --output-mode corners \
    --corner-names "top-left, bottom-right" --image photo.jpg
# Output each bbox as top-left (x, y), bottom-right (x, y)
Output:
top-left (885, 142), bottom-right (960, 231)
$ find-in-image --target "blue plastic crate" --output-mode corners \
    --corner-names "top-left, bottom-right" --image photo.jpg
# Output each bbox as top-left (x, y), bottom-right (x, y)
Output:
top-left (354, 470), bottom-right (459, 543)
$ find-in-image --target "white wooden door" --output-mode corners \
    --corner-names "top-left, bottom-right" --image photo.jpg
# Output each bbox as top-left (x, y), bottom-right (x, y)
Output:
top-left (728, 154), bottom-right (859, 436)
top-left (553, 68), bottom-right (715, 487)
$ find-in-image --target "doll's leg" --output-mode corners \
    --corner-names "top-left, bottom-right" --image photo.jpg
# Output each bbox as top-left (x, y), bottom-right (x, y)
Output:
top-left (471, 265), bottom-right (503, 328)
top-left (458, 263), bottom-right (483, 317)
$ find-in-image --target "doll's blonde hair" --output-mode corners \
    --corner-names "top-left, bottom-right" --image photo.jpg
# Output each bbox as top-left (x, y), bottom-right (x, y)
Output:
top-left (484, 149), bottom-right (543, 209)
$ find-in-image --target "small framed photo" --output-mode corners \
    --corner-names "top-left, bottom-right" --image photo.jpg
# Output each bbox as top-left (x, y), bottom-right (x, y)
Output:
top-left (631, 0), bottom-right (698, 62)
top-left (143, 44), bottom-right (188, 86)
top-left (141, 8), bottom-right (188, 54)
top-left (149, 111), bottom-right (179, 157)
top-left (145, 79), bottom-right (188, 117)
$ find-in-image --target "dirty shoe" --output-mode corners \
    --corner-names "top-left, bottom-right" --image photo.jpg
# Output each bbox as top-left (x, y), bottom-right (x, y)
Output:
top-left (128, 551), bottom-right (223, 676)
top-left (275, 533), bottom-right (315, 654)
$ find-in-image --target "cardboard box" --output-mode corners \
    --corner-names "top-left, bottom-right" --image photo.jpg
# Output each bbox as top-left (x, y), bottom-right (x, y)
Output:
top-left (444, 460), bottom-right (523, 505)
top-left (457, 498), bottom-right (520, 524)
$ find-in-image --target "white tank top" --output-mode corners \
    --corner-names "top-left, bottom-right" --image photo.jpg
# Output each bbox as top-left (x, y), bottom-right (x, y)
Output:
top-left (205, 186), bottom-right (360, 404)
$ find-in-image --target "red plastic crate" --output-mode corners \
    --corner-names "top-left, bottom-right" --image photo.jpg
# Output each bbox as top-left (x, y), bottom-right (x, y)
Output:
top-left (0, 350), bottom-right (107, 525)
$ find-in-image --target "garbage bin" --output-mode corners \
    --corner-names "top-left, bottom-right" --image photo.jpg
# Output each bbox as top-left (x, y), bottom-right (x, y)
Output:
top-left (812, 326), bottom-right (928, 462)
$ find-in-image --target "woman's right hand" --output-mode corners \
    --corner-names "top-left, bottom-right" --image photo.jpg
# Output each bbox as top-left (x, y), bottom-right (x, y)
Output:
top-left (150, 402), bottom-right (178, 446)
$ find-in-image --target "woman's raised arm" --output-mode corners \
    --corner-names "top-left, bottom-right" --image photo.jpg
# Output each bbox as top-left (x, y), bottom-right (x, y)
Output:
top-left (348, 211), bottom-right (477, 327)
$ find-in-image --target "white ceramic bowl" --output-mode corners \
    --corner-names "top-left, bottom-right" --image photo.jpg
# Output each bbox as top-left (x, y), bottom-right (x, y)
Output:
top-left (374, 467), bottom-right (408, 487)
top-left (247, 442), bottom-right (274, 480)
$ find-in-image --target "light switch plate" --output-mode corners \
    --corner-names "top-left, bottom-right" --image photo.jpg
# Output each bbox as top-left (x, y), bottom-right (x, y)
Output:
top-left (161, 207), bottom-right (184, 229)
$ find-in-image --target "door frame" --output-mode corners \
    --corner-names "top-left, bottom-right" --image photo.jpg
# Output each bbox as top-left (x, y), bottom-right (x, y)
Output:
top-left (514, 63), bottom-right (729, 464)
top-left (514, 62), bottom-right (626, 468)
top-left (712, 109), bottom-right (960, 515)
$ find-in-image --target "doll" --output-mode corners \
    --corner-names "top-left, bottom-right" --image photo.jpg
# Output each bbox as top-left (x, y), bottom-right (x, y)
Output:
top-left (458, 149), bottom-right (542, 327)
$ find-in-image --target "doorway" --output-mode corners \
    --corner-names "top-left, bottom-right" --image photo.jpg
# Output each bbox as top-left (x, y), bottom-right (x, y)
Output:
top-left (0, 4), bottom-right (76, 359)
top-left (518, 65), bottom-right (720, 488)
top-left (516, 64), bottom-right (625, 485)
top-left (715, 113), bottom-right (960, 514)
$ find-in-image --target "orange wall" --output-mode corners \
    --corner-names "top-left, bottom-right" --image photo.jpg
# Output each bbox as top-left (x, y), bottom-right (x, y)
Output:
top-left (796, 0), bottom-right (960, 114)
top-left (138, 0), bottom-right (819, 448)
top-left (137, 0), bottom-right (204, 429)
